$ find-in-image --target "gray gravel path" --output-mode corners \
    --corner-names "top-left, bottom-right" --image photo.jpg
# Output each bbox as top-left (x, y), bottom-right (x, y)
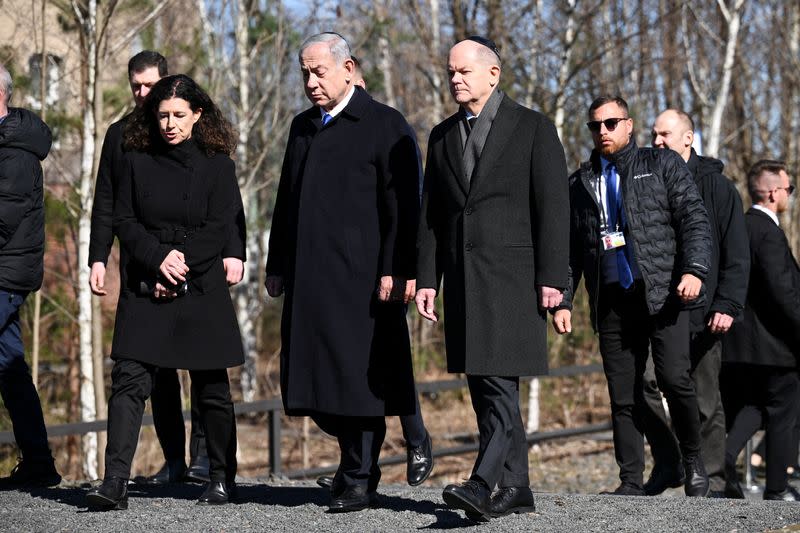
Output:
top-left (1, 480), bottom-right (799, 532)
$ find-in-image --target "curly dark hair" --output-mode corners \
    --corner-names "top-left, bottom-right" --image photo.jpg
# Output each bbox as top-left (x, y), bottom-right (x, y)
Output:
top-left (123, 74), bottom-right (237, 156)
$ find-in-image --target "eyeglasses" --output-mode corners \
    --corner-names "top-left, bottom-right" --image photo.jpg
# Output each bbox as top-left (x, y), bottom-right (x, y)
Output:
top-left (775, 185), bottom-right (795, 195)
top-left (586, 118), bottom-right (629, 133)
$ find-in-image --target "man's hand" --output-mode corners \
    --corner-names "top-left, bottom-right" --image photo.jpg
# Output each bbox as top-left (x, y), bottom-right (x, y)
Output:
top-left (265, 275), bottom-right (284, 297)
top-left (553, 309), bottom-right (572, 334)
top-left (223, 257), bottom-right (244, 286)
top-left (404, 279), bottom-right (416, 304)
top-left (153, 282), bottom-right (177, 299)
top-left (708, 312), bottom-right (734, 334)
top-left (159, 250), bottom-right (189, 285)
top-left (90, 262), bottom-right (107, 296)
top-left (538, 285), bottom-right (564, 309)
top-left (676, 273), bottom-right (702, 303)
top-left (415, 288), bottom-right (438, 322)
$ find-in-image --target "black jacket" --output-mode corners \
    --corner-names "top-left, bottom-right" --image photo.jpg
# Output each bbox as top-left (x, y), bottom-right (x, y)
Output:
top-left (723, 209), bottom-right (800, 367)
top-left (417, 94), bottom-right (569, 376)
top-left (89, 115), bottom-right (246, 267)
top-left (111, 139), bottom-right (244, 370)
top-left (685, 149), bottom-right (749, 332)
top-left (0, 108), bottom-right (50, 291)
top-left (560, 140), bottom-right (712, 327)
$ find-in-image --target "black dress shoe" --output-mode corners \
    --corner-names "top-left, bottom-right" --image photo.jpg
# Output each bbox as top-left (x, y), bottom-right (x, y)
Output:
top-left (141, 459), bottom-right (187, 485)
top-left (407, 433), bottom-right (434, 486)
top-left (600, 482), bottom-right (645, 496)
top-left (328, 484), bottom-right (373, 513)
top-left (0, 459), bottom-right (61, 488)
top-left (683, 456), bottom-right (710, 497)
top-left (185, 456), bottom-right (211, 483)
top-left (723, 480), bottom-right (745, 499)
top-left (489, 487), bottom-right (536, 517)
top-left (643, 464), bottom-right (685, 496)
top-left (442, 480), bottom-right (491, 519)
top-left (86, 477), bottom-right (128, 510)
top-left (317, 476), bottom-right (334, 490)
top-left (764, 486), bottom-right (800, 501)
top-left (196, 481), bottom-right (234, 505)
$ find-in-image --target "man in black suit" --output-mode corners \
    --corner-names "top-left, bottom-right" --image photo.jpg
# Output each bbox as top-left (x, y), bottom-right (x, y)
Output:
top-left (640, 109), bottom-right (750, 497)
top-left (266, 32), bottom-right (420, 513)
top-left (416, 36), bottom-right (569, 520)
top-left (722, 159), bottom-right (800, 501)
top-left (88, 51), bottom-right (246, 484)
top-left (554, 96), bottom-right (712, 497)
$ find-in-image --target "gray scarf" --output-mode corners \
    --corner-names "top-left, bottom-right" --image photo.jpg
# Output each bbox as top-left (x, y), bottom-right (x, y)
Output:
top-left (459, 88), bottom-right (504, 183)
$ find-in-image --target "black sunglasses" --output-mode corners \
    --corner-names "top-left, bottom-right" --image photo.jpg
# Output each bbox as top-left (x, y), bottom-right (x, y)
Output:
top-left (775, 185), bottom-right (796, 195)
top-left (465, 35), bottom-right (501, 61)
top-left (586, 117), bottom-right (629, 133)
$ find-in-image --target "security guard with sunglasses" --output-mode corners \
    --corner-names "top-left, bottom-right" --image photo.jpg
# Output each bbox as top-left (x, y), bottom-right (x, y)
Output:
top-left (553, 95), bottom-right (713, 497)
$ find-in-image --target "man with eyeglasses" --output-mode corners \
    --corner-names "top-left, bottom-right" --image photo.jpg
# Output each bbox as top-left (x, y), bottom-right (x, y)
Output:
top-left (721, 160), bottom-right (800, 501)
top-left (417, 36), bottom-right (569, 520)
top-left (640, 109), bottom-right (750, 497)
top-left (553, 96), bottom-right (713, 497)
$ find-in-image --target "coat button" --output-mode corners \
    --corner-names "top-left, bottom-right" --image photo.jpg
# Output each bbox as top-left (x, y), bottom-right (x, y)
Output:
top-left (465, 242), bottom-right (473, 251)
top-left (183, 193), bottom-right (189, 200)
top-left (465, 207), bottom-right (474, 215)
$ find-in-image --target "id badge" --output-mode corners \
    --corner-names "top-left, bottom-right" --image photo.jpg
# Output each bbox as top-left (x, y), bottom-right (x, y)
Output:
top-left (601, 231), bottom-right (626, 251)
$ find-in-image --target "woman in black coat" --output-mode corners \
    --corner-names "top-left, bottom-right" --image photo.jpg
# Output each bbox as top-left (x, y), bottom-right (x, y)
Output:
top-left (86, 75), bottom-right (244, 509)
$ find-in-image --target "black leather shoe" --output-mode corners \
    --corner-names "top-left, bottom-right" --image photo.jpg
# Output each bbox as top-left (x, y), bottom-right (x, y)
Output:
top-left (86, 477), bottom-right (128, 510)
top-left (442, 480), bottom-right (491, 519)
top-left (643, 464), bottom-right (685, 496)
top-left (600, 482), bottom-right (645, 496)
top-left (407, 433), bottom-right (434, 486)
top-left (328, 484), bottom-right (373, 513)
top-left (764, 486), bottom-right (800, 501)
top-left (489, 487), bottom-right (535, 517)
top-left (196, 481), bottom-right (234, 505)
top-left (141, 459), bottom-right (187, 485)
top-left (723, 480), bottom-right (745, 499)
top-left (185, 456), bottom-right (211, 483)
top-left (684, 456), bottom-right (710, 497)
top-left (317, 476), bottom-right (334, 490)
top-left (0, 459), bottom-right (61, 488)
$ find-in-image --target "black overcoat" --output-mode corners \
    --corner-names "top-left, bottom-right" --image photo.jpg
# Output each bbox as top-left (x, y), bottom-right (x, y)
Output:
top-left (266, 88), bottom-right (419, 417)
top-left (111, 139), bottom-right (245, 370)
top-left (723, 208), bottom-right (800, 367)
top-left (417, 94), bottom-right (570, 376)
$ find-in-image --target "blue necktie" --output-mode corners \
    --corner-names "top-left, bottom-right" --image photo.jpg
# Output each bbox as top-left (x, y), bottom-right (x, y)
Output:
top-left (322, 112), bottom-right (332, 126)
top-left (605, 163), bottom-right (634, 289)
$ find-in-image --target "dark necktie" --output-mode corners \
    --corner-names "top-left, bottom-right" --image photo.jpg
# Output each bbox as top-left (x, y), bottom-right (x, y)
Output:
top-left (605, 163), bottom-right (634, 288)
top-left (467, 116), bottom-right (477, 132)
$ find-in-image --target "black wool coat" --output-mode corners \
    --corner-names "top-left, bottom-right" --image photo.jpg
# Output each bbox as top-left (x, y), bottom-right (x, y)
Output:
top-left (90, 115), bottom-right (246, 267)
top-left (723, 208), bottom-right (800, 368)
top-left (416, 94), bottom-right (570, 377)
top-left (111, 139), bottom-right (245, 370)
top-left (266, 87), bottom-right (419, 417)
top-left (0, 108), bottom-right (50, 291)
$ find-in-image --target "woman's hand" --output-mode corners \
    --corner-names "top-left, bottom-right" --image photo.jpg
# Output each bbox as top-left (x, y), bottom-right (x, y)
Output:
top-left (159, 250), bottom-right (189, 285)
top-left (153, 282), bottom-right (178, 299)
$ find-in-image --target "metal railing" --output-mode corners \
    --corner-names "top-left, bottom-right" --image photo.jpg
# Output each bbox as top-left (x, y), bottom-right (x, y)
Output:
top-left (0, 363), bottom-right (609, 477)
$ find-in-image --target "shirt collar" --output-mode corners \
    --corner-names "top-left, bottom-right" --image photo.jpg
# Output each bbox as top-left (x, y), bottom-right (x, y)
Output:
top-left (752, 204), bottom-right (780, 227)
top-left (320, 85), bottom-right (356, 120)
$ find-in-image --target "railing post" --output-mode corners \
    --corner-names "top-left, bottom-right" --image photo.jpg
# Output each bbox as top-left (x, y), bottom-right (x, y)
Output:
top-left (269, 408), bottom-right (282, 476)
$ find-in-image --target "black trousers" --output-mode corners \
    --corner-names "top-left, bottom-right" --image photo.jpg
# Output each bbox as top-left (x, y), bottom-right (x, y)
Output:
top-left (721, 363), bottom-right (799, 494)
top-left (150, 368), bottom-right (207, 461)
top-left (399, 386), bottom-right (428, 448)
top-left (312, 413), bottom-right (386, 492)
top-left (104, 359), bottom-right (237, 482)
top-left (467, 375), bottom-right (529, 490)
top-left (641, 330), bottom-right (726, 490)
top-left (597, 283), bottom-right (701, 487)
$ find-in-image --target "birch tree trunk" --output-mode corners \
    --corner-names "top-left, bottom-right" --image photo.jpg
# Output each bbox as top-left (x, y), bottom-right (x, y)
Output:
top-left (705, 0), bottom-right (746, 158)
top-left (73, 0), bottom-right (99, 479)
top-left (553, 0), bottom-right (577, 143)
top-left (428, 0), bottom-right (443, 119)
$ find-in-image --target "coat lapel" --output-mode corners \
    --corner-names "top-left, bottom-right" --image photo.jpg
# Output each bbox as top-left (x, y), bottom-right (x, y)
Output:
top-left (443, 120), bottom-right (469, 197)
top-left (468, 97), bottom-right (520, 194)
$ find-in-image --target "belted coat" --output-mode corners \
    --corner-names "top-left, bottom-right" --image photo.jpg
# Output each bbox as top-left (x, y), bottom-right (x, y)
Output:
top-left (111, 139), bottom-right (245, 370)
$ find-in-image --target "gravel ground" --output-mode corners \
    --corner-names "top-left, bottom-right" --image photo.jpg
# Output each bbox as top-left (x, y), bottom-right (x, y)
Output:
top-left (1, 478), bottom-right (799, 532)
